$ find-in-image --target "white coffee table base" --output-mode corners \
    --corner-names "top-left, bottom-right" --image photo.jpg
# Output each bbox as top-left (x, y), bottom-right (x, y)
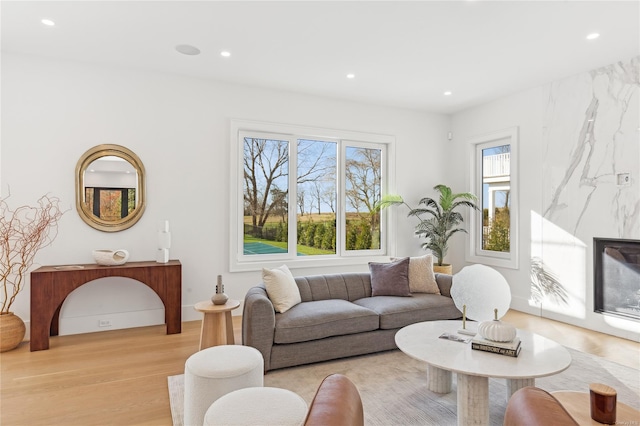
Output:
top-left (506, 378), bottom-right (535, 400)
top-left (457, 374), bottom-right (489, 426)
top-left (427, 365), bottom-right (452, 393)
top-left (428, 369), bottom-right (535, 425)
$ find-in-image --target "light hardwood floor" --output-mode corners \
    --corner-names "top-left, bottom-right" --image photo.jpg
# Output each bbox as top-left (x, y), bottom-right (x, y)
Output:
top-left (1, 312), bottom-right (638, 426)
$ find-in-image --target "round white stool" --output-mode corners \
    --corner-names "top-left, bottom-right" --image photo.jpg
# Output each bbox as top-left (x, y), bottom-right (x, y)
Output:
top-left (183, 345), bottom-right (263, 426)
top-left (204, 387), bottom-right (308, 426)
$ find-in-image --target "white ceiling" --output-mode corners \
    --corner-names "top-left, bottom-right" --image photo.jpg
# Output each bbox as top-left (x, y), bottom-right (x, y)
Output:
top-left (2, 1), bottom-right (639, 114)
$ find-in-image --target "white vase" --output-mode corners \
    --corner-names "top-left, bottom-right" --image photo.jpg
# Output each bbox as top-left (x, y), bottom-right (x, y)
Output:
top-left (211, 275), bottom-right (228, 305)
top-left (92, 249), bottom-right (129, 266)
top-left (478, 319), bottom-right (517, 342)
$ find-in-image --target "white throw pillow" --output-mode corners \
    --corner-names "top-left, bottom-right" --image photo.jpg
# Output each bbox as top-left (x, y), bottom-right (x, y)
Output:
top-left (392, 254), bottom-right (440, 294)
top-left (262, 264), bottom-right (301, 313)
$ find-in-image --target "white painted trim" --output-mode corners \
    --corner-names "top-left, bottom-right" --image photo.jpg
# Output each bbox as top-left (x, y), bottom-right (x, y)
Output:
top-left (229, 118), bottom-right (396, 272)
top-left (466, 127), bottom-right (519, 269)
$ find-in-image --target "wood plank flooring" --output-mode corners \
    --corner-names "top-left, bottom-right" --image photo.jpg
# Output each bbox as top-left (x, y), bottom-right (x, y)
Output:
top-left (1, 312), bottom-right (638, 426)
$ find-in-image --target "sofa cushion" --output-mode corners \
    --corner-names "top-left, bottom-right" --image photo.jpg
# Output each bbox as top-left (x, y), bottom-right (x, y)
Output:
top-left (295, 273), bottom-right (372, 302)
top-left (274, 299), bottom-right (379, 344)
top-left (369, 257), bottom-right (411, 297)
top-left (263, 264), bottom-right (301, 313)
top-left (353, 294), bottom-right (461, 329)
top-left (392, 254), bottom-right (440, 294)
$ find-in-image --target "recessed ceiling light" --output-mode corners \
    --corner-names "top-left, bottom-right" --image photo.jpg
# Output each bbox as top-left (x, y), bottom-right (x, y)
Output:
top-left (175, 44), bottom-right (201, 56)
top-left (586, 33), bottom-right (600, 40)
top-left (220, 51), bottom-right (231, 57)
top-left (444, 91), bottom-right (453, 96)
top-left (346, 73), bottom-right (355, 79)
top-left (41, 18), bottom-right (55, 26)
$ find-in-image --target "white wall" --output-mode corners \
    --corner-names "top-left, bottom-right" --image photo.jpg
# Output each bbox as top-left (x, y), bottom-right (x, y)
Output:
top-left (1, 53), bottom-right (451, 336)
top-left (449, 57), bottom-right (640, 342)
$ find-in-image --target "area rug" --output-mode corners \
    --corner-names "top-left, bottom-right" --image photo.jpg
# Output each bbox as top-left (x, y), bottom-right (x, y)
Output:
top-left (168, 348), bottom-right (640, 426)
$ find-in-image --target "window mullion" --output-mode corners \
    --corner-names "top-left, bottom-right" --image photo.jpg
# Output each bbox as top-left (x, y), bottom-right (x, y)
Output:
top-left (288, 136), bottom-right (298, 258)
top-left (336, 140), bottom-right (346, 256)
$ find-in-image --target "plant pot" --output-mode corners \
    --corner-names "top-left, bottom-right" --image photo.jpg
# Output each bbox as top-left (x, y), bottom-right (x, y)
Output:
top-left (0, 312), bottom-right (26, 352)
top-left (433, 264), bottom-right (453, 275)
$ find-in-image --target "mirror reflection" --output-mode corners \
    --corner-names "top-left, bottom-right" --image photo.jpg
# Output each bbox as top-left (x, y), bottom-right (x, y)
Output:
top-left (76, 145), bottom-right (146, 232)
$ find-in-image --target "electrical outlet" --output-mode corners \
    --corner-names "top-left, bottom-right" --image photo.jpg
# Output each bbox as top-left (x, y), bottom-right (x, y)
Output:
top-left (98, 319), bottom-right (112, 327)
top-left (617, 173), bottom-right (631, 186)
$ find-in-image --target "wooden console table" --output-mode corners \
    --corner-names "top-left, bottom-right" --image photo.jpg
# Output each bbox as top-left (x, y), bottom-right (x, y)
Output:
top-left (30, 260), bottom-right (182, 351)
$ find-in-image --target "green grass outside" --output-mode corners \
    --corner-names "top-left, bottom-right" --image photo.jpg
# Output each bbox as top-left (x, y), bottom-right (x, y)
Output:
top-left (243, 235), bottom-right (335, 255)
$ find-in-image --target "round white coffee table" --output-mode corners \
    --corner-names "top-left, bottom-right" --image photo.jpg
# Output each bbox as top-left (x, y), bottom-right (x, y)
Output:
top-left (395, 320), bottom-right (571, 426)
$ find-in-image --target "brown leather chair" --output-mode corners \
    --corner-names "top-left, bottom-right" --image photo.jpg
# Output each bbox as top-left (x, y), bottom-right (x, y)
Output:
top-left (304, 373), bottom-right (364, 426)
top-left (504, 386), bottom-right (578, 426)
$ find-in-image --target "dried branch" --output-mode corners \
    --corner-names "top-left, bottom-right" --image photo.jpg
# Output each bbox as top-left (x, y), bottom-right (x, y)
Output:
top-left (1, 194), bottom-right (64, 313)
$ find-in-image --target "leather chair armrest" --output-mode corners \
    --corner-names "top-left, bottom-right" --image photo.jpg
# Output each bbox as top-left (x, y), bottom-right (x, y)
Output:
top-left (304, 374), bottom-right (364, 426)
top-left (504, 386), bottom-right (578, 426)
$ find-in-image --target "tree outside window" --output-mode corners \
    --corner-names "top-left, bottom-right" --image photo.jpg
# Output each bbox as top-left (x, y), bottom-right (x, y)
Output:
top-left (241, 133), bottom-right (385, 258)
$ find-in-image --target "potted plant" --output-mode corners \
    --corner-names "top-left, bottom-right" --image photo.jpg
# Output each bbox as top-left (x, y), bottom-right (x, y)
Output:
top-left (377, 184), bottom-right (478, 274)
top-left (1, 194), bottom-right (64, 351)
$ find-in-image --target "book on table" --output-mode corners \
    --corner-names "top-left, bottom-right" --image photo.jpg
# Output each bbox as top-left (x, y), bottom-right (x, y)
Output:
top-left (471, 336), bottom-right (522, 357)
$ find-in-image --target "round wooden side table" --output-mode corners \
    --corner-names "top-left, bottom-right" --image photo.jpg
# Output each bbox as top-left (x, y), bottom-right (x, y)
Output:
top-left (194, 299), bottom-right (240, 350)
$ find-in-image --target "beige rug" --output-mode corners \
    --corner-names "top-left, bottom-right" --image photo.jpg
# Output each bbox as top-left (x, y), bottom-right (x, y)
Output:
top-left (168, 347), bottom-right (640, 426)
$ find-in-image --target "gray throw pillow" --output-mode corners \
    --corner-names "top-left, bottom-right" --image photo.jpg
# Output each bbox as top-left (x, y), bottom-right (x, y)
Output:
top-left (369, 257), bottom-right (411, 297)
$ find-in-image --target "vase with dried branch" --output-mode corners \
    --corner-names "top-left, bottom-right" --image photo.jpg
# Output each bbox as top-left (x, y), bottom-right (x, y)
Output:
top-left (0, 194), bottom-right (64, 351)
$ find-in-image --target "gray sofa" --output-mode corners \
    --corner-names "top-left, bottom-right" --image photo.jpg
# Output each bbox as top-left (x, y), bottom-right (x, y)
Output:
top-left (242, 272), bottom-right (461, 371)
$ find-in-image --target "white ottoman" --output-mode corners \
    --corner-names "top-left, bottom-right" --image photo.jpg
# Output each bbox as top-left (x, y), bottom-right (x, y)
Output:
top-left (183, 345), bottom-right (263, 426)
top-left (204, 387), bottom-right (308, 426)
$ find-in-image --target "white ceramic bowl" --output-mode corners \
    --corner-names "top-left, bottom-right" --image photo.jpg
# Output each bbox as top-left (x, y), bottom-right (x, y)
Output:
top-left (92, 249), bottom-right (129, 266)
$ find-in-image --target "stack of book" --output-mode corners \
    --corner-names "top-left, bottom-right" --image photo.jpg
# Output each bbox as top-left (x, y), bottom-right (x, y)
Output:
top-left (471, 335), bottom-right (522, 357)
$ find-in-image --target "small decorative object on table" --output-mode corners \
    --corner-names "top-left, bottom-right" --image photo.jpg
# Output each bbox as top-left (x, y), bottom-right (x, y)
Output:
top-left (473, 309), bottom-right (521, 357)
top-left (471, 334), bottom-right (522, 357)
top-left (590, 383), bottom-right (617, 424)
top-left (439, 332), bottom-right (471, 343)
top-left (477, 308), bottom-right (517, 342)
top-left (458, 304), bottom-right (476, 336)
top-left (92, 249), bottom-right (129, 266)
top-left (211, 275), bottom-right (229, 305)
top-left (156, 220), bottom-right (171, 263)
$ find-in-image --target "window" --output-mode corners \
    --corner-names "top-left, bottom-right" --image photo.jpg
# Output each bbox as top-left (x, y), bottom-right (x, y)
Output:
top-left (231, 120), bottom-right (393, 271)
top-left (466, 127), bottom-right (519, 269)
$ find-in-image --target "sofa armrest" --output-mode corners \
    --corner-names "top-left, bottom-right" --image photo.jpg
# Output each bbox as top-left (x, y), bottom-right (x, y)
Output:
top-left (304, 374), bottom-right (364, 426)
top-left (242, 285), bottom-right (276, 371)
top-left (435, 273), bottom-right (453, 297)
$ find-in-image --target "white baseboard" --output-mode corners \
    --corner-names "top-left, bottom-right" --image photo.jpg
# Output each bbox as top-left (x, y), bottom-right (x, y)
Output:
top-left (20, 302), bottom-right (243, 342)
top-left (509, 295), bottom-right (640, 343)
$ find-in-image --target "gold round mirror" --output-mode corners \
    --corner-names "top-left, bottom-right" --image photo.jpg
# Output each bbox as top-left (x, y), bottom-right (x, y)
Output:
top-left (75, 144), bottom-right (146, 232)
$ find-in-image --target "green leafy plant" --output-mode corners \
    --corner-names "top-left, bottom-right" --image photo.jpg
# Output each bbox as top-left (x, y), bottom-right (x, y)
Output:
top-left (377, 184), bottom-right (478, 266)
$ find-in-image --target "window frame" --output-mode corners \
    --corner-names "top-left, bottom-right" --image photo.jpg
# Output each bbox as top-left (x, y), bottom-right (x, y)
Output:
top-left (230, 119), bottom-right (395, 272)
top-left (465, 127), bottom-right (519, 269)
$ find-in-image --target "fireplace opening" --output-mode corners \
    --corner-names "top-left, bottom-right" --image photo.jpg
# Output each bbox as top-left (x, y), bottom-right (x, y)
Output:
top-left (594, 238), bottom-right (640, 321)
